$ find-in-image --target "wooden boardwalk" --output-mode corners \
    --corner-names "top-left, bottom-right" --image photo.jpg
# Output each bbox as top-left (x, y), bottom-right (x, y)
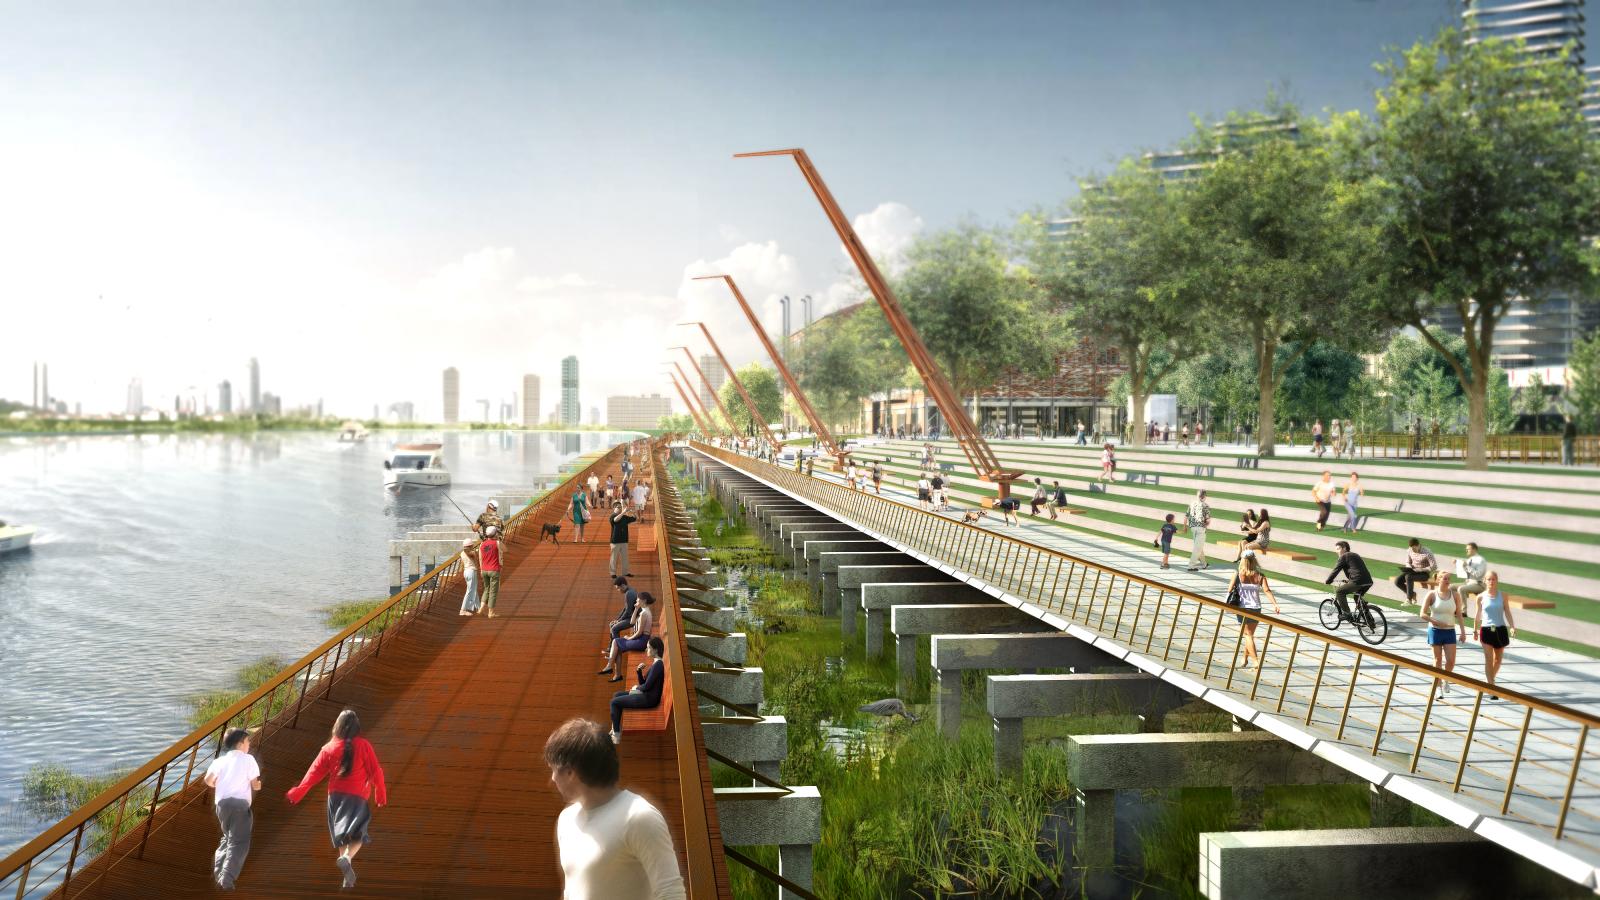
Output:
top-left (61, 471), bottom-right (697, 898)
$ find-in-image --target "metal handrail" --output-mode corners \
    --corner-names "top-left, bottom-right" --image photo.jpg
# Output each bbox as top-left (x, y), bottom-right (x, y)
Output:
top-left (722, 846), bottom-right (822, 900)
top-left (692, 441), bottom-right (1600, 849)
top-left (649, 444), bottom-right (730, 900)
top-left (0, 445), bottom-right (628, 900)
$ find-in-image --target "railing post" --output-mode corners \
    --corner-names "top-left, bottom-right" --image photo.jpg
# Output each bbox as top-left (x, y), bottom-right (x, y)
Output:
top-left (325, 640), bottom-right (346, 700)
top-left (291, 661), bottom-right (315, 728)
top-left (1369, 665), bottom-right (1401, 755)
top-left (1555, 725), bottom-right (1590, 839)
top-left (137, 764), bottom-right (167, 859)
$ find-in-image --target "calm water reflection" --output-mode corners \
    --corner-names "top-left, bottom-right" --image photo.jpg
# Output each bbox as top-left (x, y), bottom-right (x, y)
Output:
top-left (0, 429), bottom-right (630, 853)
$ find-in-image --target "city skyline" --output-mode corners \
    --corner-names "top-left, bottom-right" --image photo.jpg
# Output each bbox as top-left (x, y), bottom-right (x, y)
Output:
top-left (0, 1), bottom-right (1459, 417)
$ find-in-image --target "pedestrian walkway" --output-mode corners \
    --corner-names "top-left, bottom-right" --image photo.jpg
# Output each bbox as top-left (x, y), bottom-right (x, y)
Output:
top-left (0, 449), bottom-right (728, 899)
top-left (694, 442), bottom-right (1600, 890)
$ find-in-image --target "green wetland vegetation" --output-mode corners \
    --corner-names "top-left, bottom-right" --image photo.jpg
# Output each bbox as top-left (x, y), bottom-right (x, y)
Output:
top-left (679, 470), bottom-right (1444, 899)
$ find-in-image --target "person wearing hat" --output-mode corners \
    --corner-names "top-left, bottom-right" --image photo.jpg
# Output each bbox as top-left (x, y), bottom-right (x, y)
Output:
top-left (458, 536), bottom-right (481, 616)
top-left (475, 500), bottom-right (504, 537)
top-left (479, 526), bottom-right (502, 618)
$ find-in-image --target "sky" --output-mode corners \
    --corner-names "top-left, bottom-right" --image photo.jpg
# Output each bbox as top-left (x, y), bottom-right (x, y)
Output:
top-left (0, 0), bottom-right (1458, 421)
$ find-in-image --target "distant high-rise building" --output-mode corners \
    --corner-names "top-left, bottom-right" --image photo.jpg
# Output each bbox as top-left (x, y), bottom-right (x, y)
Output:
top-left (1443, 1), bottom-right (1600, 369)
top-left (590, 406), bottom-right (601, 426)
top-left (40, 363), bottom-right (48, 410)
top-left (126, 378), bottom-right (143, 416)
top-left (606, 394), bottom-right (673, 430)
top-left (248, 358), bottom-right (260, 414)
top-left (218, 380), bottom-right (232, 415)
top-left (560, 356), bottom-right (580, 426)
top-left (387, 401), bottom-right (415, 422)
top-left (696, 354), bottom-right (726, 411)
top-left (522, 375), bottom-right (541, 427)
top-left (443, 367), bottom-right (460, 424)
top-left (260, 392), bottom-right (282, 416)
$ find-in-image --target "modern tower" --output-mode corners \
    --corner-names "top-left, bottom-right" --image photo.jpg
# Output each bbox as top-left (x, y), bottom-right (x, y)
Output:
top-left (443, 367), bottom-right (460, 424)
top-left (522, 374), bottom-right (541, 427)
top-left (218, 380), bottom-right (232, 415)
top-left (1446, 1), bottom-right (1600, 369)
top-left (126, 378), bottom-right (143, 416)
top-left (248, 358), bottom-right (261, 414)
top-left (560, 356), bottom-right (580, 426)
top-left (697, 353), bottom-right (727, 411)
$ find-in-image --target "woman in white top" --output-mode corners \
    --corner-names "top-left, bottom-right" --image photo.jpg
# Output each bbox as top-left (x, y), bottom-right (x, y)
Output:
top-left (1099, 443), bottom-right (1115, 484)
top-left (1227, 554), bottom-right (1281, 669)
top-left (1420, 572), bottom-right (1466, 698)
top-left (458, 537), bottom-right (481, 616)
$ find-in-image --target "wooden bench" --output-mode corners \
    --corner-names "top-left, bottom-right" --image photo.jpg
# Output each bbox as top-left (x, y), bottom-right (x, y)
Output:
top-left (619, 640), bottom-right (672, 732)
top-left (1220, 541), bottom-right (1316, 562)
top-left (1506, 593), bottom-right (1557, 610)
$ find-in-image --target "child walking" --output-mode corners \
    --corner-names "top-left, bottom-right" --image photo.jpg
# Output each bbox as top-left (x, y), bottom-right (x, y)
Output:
top-left (1154, 514), bottom-right (1178, 569)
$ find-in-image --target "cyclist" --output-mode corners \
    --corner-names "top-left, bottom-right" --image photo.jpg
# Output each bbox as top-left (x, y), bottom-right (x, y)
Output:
top-left (1323, 541), bottom-right (1374, 622)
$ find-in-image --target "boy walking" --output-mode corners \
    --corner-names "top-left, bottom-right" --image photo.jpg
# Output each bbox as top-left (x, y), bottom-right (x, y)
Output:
top-left (205, 728), bottom-right (261, 891)
top-left (1154, 514), bottom-right (1178, 569)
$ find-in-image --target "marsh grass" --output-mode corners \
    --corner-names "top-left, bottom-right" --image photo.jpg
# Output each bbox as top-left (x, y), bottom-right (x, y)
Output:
top-left (185, 655), bottom-right (289, 728)
top-left (22, 764), bottom-right (154, 852)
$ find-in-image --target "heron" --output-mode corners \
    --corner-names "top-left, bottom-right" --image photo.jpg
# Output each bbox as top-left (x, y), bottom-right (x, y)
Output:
top-left (858, 698), bottom-right (919, 723)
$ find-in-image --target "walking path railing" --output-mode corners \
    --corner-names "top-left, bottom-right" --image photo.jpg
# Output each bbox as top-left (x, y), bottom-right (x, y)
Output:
top-left (693, 441), bottom-right (1600, 862)
top-left (0, 446), bottom-right (632, 900)
top-left (648, 441), bottom-right (731, 900)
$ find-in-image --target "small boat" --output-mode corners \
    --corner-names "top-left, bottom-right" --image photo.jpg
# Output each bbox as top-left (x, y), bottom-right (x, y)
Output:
top-left (338, 421), bottom-right (370, 442)
top-left (0, 521), bottom-right (36, 554)
top-left (384, 443), bottom-right (450, 490)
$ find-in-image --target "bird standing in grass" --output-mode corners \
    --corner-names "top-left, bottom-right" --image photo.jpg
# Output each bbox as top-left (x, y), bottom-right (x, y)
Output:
top-left (858, 699), bottom-right (920, 723)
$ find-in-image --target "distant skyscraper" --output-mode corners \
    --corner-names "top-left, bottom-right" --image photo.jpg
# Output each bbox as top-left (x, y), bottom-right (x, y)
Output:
top-left (522, 374), bottom-right (541, 427)
top-left (560, 356), bottom-right (580, 426)
top-left (443, 367), bottom-right (460, 424)
top-left (32, 363), bottom-right (39, 409)
top-left (387, 401), bottom-right (415, 422)
top-left (590, 405), bottom-right (601, 426)
top-left (606, 394), bottom-right (673, 429)
top-left (218, 380), bottom-right (232, 415)
top-left (247, 358), bottom-right (260, 414)
top-left (40, 363), bottom-right (48, 411)
top-left (126, 378), bottom-right (143, 416)
top-left (697, 353), bottom-right (726, 411)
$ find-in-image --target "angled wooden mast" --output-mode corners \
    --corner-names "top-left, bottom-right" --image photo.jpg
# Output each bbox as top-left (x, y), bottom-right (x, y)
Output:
top-left (671, 360), bottom-right (732, 440)
top-left (665, 370), bottom-right (712, 435)
top-left (734, 147), bottom-right (1023, 497)
top-left (680, 321), bottom-right (783, 447)
top-left (674, 347), bottom-right (744, 441)
top-left (691, 274), bottom-right (843, 464)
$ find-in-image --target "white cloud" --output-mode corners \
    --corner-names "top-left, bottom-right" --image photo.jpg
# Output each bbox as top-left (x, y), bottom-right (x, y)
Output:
top-left (849, 201), bottom-right (923, 276)
top-left (419, 247), bottom-right (518, 296)
top-left (517, 272), bottom-right (601, 293)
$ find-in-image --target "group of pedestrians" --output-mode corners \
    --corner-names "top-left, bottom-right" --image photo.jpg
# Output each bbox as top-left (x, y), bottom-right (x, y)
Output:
top-left (1309, 470), bottom-right (1362, 532)
top-left (458, 502), bottom-right (504, 618)
top-left (599, 576), bottom-right (665, 744)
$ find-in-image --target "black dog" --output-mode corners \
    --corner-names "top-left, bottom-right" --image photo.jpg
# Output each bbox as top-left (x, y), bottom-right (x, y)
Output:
top-left (539, 522), bottom-right (562, 544)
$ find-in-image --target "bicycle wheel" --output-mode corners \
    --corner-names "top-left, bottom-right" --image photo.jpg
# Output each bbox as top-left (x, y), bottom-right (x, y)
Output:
top-left (1319, 599), bottom-right (1342, 630)
top-left (1358, 604), bottom-right (1388, 645)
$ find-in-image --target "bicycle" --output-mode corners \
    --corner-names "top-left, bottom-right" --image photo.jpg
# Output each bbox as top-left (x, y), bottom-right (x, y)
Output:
top-left (1319, 587), bottom-right (1388, 645)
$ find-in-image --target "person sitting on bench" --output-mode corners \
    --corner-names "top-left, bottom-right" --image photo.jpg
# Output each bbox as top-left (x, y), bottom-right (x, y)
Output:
top-left (607, 577), bottom-right (639, 643)
top-left (608, 637), bottom-right (665, 745)
top-left (1324, 540), bottom-right (1374, 619)
top-left (599, 592), bottom-right (655, 682)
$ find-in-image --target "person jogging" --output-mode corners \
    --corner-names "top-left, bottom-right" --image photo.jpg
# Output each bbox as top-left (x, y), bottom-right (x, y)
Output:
top-left (286, 709), bottom-right (387, 891)
top-left (1311, 471), bottom-right (1335, 532)
top-left (205, 727), bottom-right (261, 891)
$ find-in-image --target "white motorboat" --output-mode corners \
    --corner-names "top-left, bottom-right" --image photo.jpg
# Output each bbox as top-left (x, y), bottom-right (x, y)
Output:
top-left (0, 521), bottom-right (36, 554)
top-left (338, 421), bottom-right (370, 442)
top-left (383, 443), bottom-right (450, 490)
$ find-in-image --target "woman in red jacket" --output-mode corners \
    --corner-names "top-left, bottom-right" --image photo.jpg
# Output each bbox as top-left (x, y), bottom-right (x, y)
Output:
top-left (286, 708), bottom-right (387, 890)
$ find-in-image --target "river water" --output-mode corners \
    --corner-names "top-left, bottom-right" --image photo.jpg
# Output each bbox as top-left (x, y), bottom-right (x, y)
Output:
top-left (0, 429), bottom-right (629, 855)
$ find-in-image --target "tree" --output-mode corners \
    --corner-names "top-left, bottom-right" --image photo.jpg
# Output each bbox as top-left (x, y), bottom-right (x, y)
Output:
top-left (792, 304), bottom-right (896, 432)
top-left (1185, 107), bottom-right (1383, 456)
top-left (1571, 330), bottom-right (1600, 431)
top-left (1275, 342), bottom-right (1367, 426)
top-left (1174, 347), bottom-right (1258, 434)
top-left (1517, 372), bottom-right (1549, 431)
top-left (894, 223), bottom-right (1068, 413)
top-left (718, 363), bottom-right (784, 437)
top-left (1347, 28), bottom-right (1600, 468)
top-left (1028, 158), bottom-right (1210, 447)
top-left (656, 412), bottom-right (695, 434)
top-left (1485, 368), bottom-right (1517, 435)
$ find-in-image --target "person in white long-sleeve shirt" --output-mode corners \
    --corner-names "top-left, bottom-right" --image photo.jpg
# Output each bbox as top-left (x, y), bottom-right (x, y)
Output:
top-left (546, 718), bottom-right (685, 900)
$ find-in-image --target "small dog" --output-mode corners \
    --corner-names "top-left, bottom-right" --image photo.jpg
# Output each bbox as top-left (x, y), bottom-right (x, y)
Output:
top-left (960, 509), bottom-right (988, 525)
top-left (539, 522), bottom-right (562, 544)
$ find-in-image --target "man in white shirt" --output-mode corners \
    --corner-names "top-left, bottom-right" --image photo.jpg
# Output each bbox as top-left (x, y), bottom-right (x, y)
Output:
top-left (546, 718), bottom-right (685, 900)
top-left (204, 728), bottom-right (261, 891)
top-left (1311, 471), bottom-right (1335, 531)
top-left (1455, 542), bottom-right (1489, 607)
top-left (1184, 490), bottom-right (1211, 571)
